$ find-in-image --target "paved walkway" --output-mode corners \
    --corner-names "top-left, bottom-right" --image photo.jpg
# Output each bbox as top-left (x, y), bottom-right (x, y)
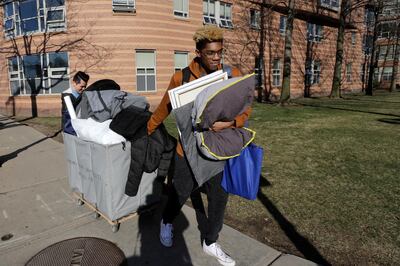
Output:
top-left (0, 115), bottom-right (317, 266)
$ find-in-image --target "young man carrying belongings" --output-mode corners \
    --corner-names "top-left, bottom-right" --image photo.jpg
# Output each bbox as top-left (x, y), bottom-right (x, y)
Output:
top-left (147, 25), bottom-right (251, 266)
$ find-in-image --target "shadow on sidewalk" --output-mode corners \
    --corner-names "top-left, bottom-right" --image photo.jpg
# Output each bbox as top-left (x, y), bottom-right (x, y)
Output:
top-left (125, 181), bottom-right (193, 266)
top-left (0, 122), bottom-right (28, 130)
top-left (258, 176), bottom-right (331, 265)
top-left (0, 129), bottom-right (62, 167)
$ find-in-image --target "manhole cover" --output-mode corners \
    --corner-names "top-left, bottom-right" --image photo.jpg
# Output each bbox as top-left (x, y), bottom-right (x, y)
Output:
top-left (25, 237), bottom-right (126, 266)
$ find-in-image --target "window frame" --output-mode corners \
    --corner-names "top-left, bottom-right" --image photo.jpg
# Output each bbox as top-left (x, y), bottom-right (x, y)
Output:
top-left (174, 51), bottom-right (189, 72)
top-left (203, 0), bottom-right (217, 25)
top-left (377, 45), bottom-right (395, 61)
top-left (311, 60), bottom-right (321, 85)
top-left (7, 51), bottom-right (69, 96)
top-left (307, 23), bottom-right (323, 42)
top-left (378, 21), bottom-right (397, 39)
top-left (135, 50), bottom-right (157, 92)
top-left (279, 16), bottom-right (287, 35)
top-left (173, 0), bottom-right (189, 18)
top-left (318, 0), bottom-right (340, 11)
top-left (112, 0), bottom-right (136, 13)
top-left (346, 63), bottom-right (352, 82)
top-left (351, 32), bottom-right (356, 46)
top-left (3, 0), bottom-right (66, 38)
top-left (382, 66), bottom-right (393, 82)
top-left (219, 1), bottom-right (233, 29)
top-left (250, 9), bottom-right (260, 29)
top-left (272, 59), bottom-right (281, 86)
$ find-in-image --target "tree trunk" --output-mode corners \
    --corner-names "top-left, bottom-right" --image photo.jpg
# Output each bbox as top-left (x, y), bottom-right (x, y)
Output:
top-left (257, 0), bottom-right (266, 102)
top-left (280, 0), bottom-right (295, 104)
top-left (304, 40), bottom-right (313, 97)
top-left (390, 32), bottom-right (399, 92)
top-left (330, 0), bottom-right (347, 98)
top-left (366, 4), bottom-right (381, 96)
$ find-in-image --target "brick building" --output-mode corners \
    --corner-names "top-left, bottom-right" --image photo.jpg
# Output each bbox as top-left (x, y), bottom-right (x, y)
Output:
top-left (369, 0), bottom-right (400, 89)
top-left (0, 0), bottom-right (367, 117)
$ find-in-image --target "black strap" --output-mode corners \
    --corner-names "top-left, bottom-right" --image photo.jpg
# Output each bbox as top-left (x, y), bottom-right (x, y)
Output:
top-left (181, 66), bottom-right (192, 85)
top-left (96, 90), bottom-right (111, 113)
top-left (222, 64), bottom-right (233, 78)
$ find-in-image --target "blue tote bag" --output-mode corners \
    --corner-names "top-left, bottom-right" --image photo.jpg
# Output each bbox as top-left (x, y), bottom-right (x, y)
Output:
top-left (221, 143), bottom-right (263, 200)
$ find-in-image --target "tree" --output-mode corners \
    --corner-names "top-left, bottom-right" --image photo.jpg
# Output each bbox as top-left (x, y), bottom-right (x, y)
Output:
top-left (280, 0), bottom-right (295, 104)
top-left (389, 1), bottom-right (400, 92)
top-left (330, 0), bottom-right (370, 98)
top-left (0, 0), bottom-right (111, 116)
top-left (225, 0), bottom-right (280, 102)
top-left (366, 0), bottom-right (384, 96)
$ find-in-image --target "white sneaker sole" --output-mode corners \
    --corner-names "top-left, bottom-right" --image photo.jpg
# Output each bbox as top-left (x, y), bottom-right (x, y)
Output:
top-left (203, 249), bottom-right (236, 266)
top-left (216, 259), bottom-right (235, 266)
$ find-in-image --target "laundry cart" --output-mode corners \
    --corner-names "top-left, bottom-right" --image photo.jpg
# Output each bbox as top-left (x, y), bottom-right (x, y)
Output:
top-left (63, 133), bottom-right (161, 232)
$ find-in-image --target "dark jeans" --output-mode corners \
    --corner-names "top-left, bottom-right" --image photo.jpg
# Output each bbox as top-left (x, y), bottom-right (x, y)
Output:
top-left (162, 154), bottom-right (228, 245)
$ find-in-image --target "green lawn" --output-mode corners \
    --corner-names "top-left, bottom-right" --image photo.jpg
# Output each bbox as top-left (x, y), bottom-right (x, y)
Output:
top-left (222, 91), bottom-right (400, 265)
top-left (19, 91), bottom-right (400, 265)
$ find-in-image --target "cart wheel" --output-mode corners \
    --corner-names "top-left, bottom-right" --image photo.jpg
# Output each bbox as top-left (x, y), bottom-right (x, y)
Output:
top-left (76, 199), bottom-right (84, 206)
top-left (93, 212), bottom-right (100, 219)
top-left (111, 224), bottom-right (120, 233)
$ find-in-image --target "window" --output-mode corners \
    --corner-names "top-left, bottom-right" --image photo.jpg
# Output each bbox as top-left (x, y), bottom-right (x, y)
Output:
top-left (319, 0), bottom-right (339, 11)
top-left (351, 32), bottom-right (356, 46)
top-left (3, 0), bottom-right (66, 38)
top-left (136, 50), bottom-right (156, 92)
top-left (7, 51), bottom-right (69, 96)
top-left (382, 1), bottom-right (400, 17)
top-left (307, 23), bottom-right (323, 42)
top-left (112, 0), bottom-right (135, 13)
top-left (378, 22), bottom-right (397, 39)
top-left (203, 0), bottom-right (233, 28)
top-left (203, 0), bottom-right (217, 25)
top-left (375, 67), bottom-right (394, 82)
top-left (311, 61), bottom-right (321, 84)
top-left (363, 34), bottom-right (373, 54)
top-left (219, 2), bottom-right (233, 28)
top-left (174, 0), bottom-right (189, 18)
top-left (346, 63), bottom-right (352, 82)
top-left (382, 67), bottom-right (393, 82)
top-left (364, 7), bottom-right (375, 27)
top-left (272, 59), bottom-right (281, 86)
top-left (279, 16), bottom-right (287, 35)
top-left (174, 51), bottom-right (188, 72)
top-left (378, 45), bottom-right (395, 61)
top-left (250, 9), bottom-right (260, 29)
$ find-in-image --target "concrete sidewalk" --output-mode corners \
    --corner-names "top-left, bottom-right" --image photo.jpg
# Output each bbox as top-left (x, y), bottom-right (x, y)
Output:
top-left (0, 116), bottom-right (316, 266)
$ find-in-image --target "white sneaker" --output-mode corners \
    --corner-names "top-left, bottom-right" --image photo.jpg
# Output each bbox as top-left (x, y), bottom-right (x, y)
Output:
top-left (203, 240), bottom-right (236, 266)
top-left (160, 219), bottom-right (173, 247)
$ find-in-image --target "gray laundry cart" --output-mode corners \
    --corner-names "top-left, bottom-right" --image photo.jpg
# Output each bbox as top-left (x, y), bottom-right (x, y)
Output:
top-left (63, 133), bottom-right (161, 232)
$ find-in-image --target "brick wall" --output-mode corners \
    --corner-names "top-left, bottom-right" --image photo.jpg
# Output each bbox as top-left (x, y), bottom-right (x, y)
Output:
top-left (0, 0), bottom-right (368, 117)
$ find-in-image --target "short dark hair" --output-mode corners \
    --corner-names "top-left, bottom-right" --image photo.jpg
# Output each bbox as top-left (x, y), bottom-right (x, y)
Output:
top-left (73, 71), bottom-right (89, 84)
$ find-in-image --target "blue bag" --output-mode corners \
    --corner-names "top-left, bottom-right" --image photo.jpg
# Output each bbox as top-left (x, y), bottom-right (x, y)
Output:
top-left (221, 143), bottom-right (263, 200)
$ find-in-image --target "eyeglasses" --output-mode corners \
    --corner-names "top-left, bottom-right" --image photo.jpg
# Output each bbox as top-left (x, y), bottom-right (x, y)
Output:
top-left (202, 49), bottom-right (224, 58)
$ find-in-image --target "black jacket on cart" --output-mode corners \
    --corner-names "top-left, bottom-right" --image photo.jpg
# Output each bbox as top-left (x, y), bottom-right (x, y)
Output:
top-left (110, 106), bottom-right (176, 197)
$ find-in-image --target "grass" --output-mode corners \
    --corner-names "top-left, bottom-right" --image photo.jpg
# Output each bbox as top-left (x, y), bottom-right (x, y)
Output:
top-left (17, 91), bottom-right (400, 265)
top-left (223, 91), bottom-right (400, 265)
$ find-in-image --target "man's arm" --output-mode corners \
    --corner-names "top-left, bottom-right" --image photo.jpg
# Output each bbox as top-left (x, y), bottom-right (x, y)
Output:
top-left (210, 106), bottom-right (252, 132)
top-left (147, 73), bottom-right (181, 135)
